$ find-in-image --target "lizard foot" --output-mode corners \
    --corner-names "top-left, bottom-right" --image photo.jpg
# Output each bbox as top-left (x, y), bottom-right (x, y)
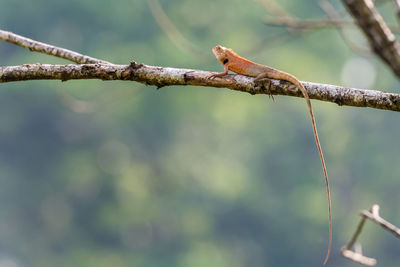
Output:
top-left (254, 78), bottom-right (275, 102)
top-left (208, 73), bottom-right (226, 80)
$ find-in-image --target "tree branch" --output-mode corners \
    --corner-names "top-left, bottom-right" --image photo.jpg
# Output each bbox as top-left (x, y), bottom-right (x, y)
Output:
top-left (264, 17), bottom-right (355, 30)
top-left (1, 29), bottom-right (400, 112)
top-left (342, 0), bottom-right (400, 78)
top-left (0, 30), bottom-right (110, 64)
top-left (393, 0), bottom-right (400, 22)
top-left (341, 204), bottom-right (400, 266)
top-left (264, 15), bottom-right (400, 33)
top-left (1, 62), bottom-right (400, 112)
top-left (361, 206), bottom-right (400, 237)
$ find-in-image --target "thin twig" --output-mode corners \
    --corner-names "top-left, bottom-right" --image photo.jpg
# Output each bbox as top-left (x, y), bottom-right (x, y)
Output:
top-left (344, 214), bottom-right (368, 251)
top-left (318, 0), bottom-right (371, 55)
top-left (0, 30), bottom-right (110, 64)
top-left (254, 0), bottom-right (299, 34)
top-left (264, 17), bottom-right (355, 30)
top-left (341, 249), bottom-right (377, 266)
top-left (239, 32), bottom-right (300, 55)
top-left (253, 0), bottom-right (294, 19)
top-left (146, 0), bottom-right (203, 55)
top-left (341, 204), bottom-right (400, 266)
top-left (263, 16), bottom-right (400, 33)
top-left (361, 205), bottom-right (400, 237)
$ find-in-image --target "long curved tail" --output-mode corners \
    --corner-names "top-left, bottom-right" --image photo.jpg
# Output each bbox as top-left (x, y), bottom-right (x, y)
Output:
top-left (279, 72), bottom-right (332, 265)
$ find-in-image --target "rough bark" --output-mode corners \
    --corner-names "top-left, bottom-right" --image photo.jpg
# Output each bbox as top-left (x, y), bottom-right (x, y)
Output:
top-left (1, 62), bottom-right (400, 112)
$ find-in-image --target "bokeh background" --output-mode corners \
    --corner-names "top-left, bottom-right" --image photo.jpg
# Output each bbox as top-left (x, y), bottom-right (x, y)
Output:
top-left (1, 0), bottom-right (400, 266)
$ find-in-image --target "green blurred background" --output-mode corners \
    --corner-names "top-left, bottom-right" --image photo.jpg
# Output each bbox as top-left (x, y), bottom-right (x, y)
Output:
top-left (1, 0), bottom-right (400, 266)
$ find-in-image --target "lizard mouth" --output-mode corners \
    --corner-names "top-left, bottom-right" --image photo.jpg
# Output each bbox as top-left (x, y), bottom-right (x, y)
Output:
top-left (212, 45), bottom-right (220, 54)
top-left (212, 45), bottom-right (226, 61)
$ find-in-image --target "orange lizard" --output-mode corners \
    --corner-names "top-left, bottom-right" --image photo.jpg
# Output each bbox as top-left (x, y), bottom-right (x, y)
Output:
top-left (210, 45), bottom-right (332, 264)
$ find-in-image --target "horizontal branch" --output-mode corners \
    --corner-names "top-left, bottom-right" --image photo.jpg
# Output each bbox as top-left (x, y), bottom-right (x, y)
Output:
top-left (1, 62), bottom-right (400, 112)
top-left (263, 17), bottom-right (400, 33)
top-left (264, 17), bottom-right (355, 30)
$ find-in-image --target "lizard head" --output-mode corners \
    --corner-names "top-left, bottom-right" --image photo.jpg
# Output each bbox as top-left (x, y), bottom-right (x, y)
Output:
top-left (212, 45), bottom-right (233, 65)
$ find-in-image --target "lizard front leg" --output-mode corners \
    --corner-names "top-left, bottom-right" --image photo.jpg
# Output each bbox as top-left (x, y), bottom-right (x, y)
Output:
top-left (209, 64), bottom-right (229, 79)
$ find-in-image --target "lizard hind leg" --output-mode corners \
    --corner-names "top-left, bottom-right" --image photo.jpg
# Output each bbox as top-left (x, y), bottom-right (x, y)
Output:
top-left (254, 74), bottom-right (275, 102)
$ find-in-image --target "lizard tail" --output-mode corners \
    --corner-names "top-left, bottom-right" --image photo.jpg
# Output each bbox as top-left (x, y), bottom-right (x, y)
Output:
top-left (281, 72), bottom-right (332, 265)
top-left (306, 92), bottom-right (332, 265)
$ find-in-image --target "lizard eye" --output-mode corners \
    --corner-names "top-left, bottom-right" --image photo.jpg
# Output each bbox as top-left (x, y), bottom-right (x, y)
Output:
top-left (223, 59), bottom-right (228, 64)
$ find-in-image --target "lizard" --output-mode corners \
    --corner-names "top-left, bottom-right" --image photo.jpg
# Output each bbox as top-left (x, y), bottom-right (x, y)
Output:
top-left (210, 45), bottom-right (332, 264)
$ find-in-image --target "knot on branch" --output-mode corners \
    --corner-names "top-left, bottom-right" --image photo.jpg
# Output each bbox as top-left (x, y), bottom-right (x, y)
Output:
top-left (129, 61), bottom-right (144, 70)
